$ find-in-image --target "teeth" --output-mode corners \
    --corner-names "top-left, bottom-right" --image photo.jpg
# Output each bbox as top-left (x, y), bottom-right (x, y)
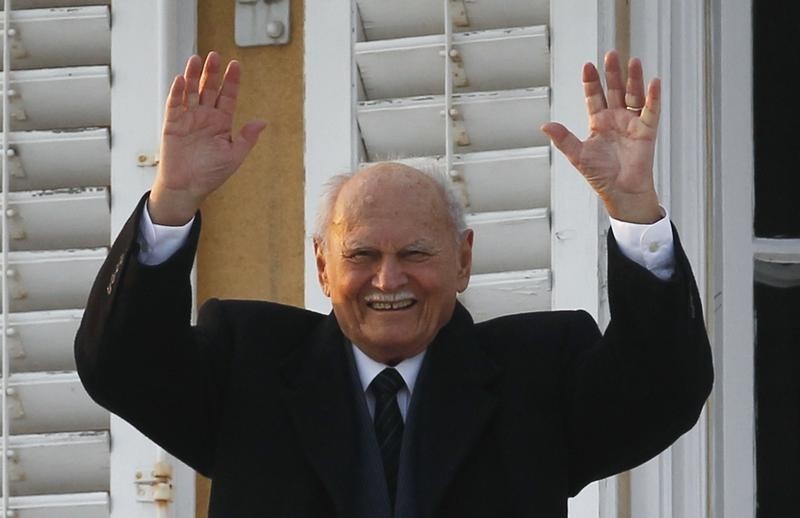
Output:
top-left (365, 292), bottom-right (415, 310)
top-left (368, 299), bottom-right (415, 311)
top-left (365, 292), bottom-right (414, 303)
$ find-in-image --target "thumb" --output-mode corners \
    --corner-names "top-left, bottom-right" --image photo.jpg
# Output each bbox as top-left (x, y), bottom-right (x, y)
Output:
top-left (232, 119), bottom-right (267, 160)
top-left (541, 122), bottom-right (583, 169)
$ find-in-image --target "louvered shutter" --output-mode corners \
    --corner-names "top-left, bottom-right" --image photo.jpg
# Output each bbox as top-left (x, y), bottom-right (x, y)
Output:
top-left (353, 0), bottom-right (551, 321)
top-left (1, 1), bottom-right (111, 516)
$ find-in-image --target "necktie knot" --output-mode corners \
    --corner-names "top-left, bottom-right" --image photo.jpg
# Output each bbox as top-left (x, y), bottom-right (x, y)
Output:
top-left (370, 367), bottom-right (405, 402)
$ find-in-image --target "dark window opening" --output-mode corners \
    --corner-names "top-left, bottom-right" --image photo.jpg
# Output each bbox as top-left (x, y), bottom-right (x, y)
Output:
top-left (753, 3), bottom-right (800, 237)
top-left (754, 261), bottom-right (800, 517)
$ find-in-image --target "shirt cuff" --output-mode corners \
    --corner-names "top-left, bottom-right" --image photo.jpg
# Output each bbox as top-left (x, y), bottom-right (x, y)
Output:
top-left (608, 207), bottom-right (675, 281)
top-left (136, 202), bottom-right (195, 266)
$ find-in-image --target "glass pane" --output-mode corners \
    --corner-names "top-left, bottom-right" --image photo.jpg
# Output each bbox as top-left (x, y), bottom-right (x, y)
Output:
top-left (753, 4), bottom-right (800, 237)
top-left (754, 261), bottom-right (800, 517)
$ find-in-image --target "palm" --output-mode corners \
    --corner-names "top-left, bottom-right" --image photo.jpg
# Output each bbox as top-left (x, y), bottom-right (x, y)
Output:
top-left (578, 108), bottom-right (657, 201)
top-left (161, 105), bottom-right (242, 196)
top-left (542, 51), bottom-right (662, 223)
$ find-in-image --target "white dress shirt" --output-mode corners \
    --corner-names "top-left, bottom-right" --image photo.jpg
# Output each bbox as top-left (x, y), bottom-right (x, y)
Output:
top-left (351, 346), bottom-right (426, 421)
top-left (135, 202), bottom-right (677, 409)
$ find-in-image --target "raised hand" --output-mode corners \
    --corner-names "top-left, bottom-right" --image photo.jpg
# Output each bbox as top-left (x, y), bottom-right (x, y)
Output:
top-left (542, 50), bottom-right (662, 224)
top-left (149, 52), bottom-right (267, 225)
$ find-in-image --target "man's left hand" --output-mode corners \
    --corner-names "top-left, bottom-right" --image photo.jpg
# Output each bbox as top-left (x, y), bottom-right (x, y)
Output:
top-left (542, 50), bottom-right (662, 224)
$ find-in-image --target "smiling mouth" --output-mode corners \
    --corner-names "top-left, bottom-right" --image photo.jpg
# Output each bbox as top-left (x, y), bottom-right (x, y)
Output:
top-left (367, 299), bottom-right (417, 311)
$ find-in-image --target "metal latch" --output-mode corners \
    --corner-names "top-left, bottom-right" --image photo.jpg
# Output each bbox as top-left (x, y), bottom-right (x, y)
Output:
top-left (235, 0), bottom-right (291, 47)
top-left (6, 148), bottom-right (27, 179)
top-left (134, 461), bottom-right (174, 503)
top-left (2, 88), bottom-right (28, 121)
top-left (0, 25), bottom-right (28, 59)
top-left (442, 107), bottom-right (471, 147)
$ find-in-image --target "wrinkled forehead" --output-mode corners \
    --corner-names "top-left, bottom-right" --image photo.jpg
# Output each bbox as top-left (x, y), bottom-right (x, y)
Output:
top-left (332, 165), bottom-right (449, 227)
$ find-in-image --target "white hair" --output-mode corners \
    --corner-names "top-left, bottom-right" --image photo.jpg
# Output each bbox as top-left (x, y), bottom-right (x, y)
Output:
top-left (313, 161), bottom-right (468, 249)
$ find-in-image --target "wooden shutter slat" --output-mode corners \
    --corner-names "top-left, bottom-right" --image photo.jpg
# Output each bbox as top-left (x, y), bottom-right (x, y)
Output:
top-left (3, 431), bottom-right (110, 496)
top-left (3, 372), bottom-right (109, 434)
top-left (3, 187), bottom-right (110, 251)
top-left (460, 269), bottom-right (551, 322)
top-left (9, 492), bottom-right (109, 518)
top-left (358, 87), bottom-right (549, 160)
top-left (0, 6), bottom-right (110, 71)
top-left (1, 66), bottom-right (110, 131)
top-left (5, 248), bottom-right (107, 313)
top-left (356, 25), bottom-right (549, 100)
top-left (355, 0), bottom-right (549, 40)
top-left (6, 128), bottom-right (110, 191)
top-left (467, 208), bottom-right (550, 274)
top-left (1, 309), bottom-right (83, 373)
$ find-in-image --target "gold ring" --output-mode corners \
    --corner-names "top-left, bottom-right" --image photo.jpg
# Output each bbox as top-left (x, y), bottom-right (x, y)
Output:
top-left (626, 105), bottom-right (644, 111)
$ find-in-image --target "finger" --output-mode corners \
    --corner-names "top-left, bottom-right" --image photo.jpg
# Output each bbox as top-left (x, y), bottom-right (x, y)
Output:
top-left (183, 54), bottom-right (202, 107)
top-left (232, 120), bottom-right (267, 161)
top-left (582, 62), bottom-right (607, 116)
top-left (541, 122), bottom-right (583, 168)
top-left (603, 50), bottom-right (626, 109)
top-left (625, 57), bottom-right (646, 111)
top-left (216, 60), bottom-right (242, 115)
top-left (165, 75), bottom-right (185, 122)
top-left (640, 78), bottom-right (661, 129)
top-left (199, 51), bottom-right (222, 107)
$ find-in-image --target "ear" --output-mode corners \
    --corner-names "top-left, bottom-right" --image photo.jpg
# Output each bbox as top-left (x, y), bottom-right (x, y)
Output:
top-left (314, 239), bottom-right (331, 298)
top-left (455, 229), bottom-right (474, 293)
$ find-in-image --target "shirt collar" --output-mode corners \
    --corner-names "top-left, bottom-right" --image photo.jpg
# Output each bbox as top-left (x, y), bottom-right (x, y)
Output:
top-left (351, 344), bottom-right (426, 395)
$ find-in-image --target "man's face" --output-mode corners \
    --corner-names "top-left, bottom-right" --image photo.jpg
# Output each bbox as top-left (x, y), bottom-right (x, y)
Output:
top-left (315, 165), bottom-right (473, 364)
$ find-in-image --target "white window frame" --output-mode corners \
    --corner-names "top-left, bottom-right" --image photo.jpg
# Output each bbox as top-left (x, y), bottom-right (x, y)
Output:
top-left (709, 0), bottom-right (756, 516)
top-left (625, 1), bottom-right (712, 518)
top-left (110, 1), bottom-right (197, 516)
top-left (304, 1), bottom-right (621, 516)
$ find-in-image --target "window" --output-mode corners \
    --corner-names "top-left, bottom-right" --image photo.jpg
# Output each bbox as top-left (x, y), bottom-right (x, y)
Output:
top-left (709, 0), bottom-right (800, 516)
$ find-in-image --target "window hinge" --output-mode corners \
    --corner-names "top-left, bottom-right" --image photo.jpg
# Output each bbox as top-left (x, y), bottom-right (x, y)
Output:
top-left (449, 0), bottom-right (470, 27)
top-left (134, 461), bottom-right (174, 503)
top-left (136, 152), bottom-right (160, 167)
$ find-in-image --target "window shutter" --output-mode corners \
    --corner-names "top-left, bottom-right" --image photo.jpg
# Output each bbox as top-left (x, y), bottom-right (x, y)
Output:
top-left (2, 2), bottom-right (111, 516)
top-left (353, 0), bottom-right (551, 321)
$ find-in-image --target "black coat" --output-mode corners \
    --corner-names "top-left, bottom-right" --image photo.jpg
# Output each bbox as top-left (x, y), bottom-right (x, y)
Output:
top-left (75, 195), bottom-right (713, 517)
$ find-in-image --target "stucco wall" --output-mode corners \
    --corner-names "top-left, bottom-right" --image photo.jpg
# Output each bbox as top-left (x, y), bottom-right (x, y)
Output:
top-left (196, 0), bottom-right (305, 514)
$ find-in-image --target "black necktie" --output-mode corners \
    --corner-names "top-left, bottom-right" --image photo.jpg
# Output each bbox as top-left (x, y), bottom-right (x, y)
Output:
top-left (370, 367), bottom-right (406, 509)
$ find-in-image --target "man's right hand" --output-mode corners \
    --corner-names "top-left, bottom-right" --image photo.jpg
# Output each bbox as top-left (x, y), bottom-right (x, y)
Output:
top-left (149, 52), bottom-right (266, 225)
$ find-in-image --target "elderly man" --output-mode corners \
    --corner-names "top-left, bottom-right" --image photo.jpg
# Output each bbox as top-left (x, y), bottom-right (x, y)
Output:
top-left (76, 51), bottom-right (712, 517)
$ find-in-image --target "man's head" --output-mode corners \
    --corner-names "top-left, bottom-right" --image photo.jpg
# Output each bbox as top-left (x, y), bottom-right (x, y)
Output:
top-left (313, 162), bottom-right (474, 365)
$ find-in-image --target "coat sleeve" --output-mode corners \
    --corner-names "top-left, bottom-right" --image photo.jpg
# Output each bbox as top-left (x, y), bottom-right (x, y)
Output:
top-left (74, 193), bottom-right (231, 477)
top-left (563, 225), bottom-right (714, 496)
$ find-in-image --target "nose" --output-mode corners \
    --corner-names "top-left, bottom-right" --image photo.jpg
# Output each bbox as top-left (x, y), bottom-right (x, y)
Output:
top-left (372, 256), bottom-right (408, 291)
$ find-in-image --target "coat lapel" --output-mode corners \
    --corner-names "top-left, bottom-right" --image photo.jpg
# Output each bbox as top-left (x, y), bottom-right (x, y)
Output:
top-left (414, 304), bottom-right (500, 518)
top-left (279, 313), bottom-right (359, 518)
top-left (278, 304), bottom-right (499, 518)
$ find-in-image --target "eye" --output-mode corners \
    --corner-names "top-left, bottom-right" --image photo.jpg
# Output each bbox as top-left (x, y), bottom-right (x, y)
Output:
top-left (344, 250), bottom-right (376, 263)
top-left (403, 250), bottom-right (432, 262)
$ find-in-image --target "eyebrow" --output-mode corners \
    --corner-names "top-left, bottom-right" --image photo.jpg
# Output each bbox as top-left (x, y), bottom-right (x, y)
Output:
top-left (340, 240), bottom-right (441, 253)
top-left (403, 241), bottom-right (440, 253)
